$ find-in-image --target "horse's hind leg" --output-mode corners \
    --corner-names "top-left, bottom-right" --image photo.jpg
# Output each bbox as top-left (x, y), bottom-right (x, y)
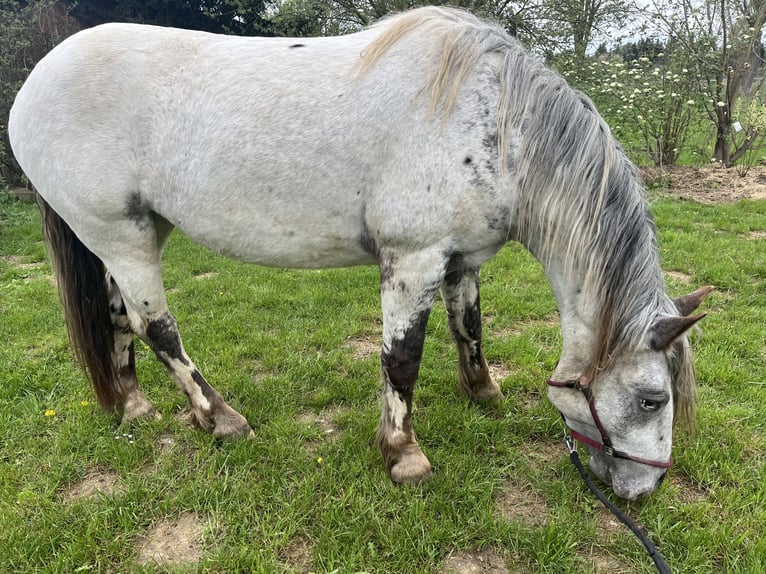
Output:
top-left (101, 224), bottom-right (252, 438)
top-left (137, 309), bottom-right (253, 438)
top-left (441, 263), bottom-right (504, 403)
top-left (376, 249), bottom-right (448, 483)
top-left (106, 274), bottom-right (158, 422)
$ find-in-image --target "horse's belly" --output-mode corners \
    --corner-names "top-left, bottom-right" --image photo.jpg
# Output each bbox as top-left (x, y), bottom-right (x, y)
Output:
top-left (176, 209), bottom-right (376, 269)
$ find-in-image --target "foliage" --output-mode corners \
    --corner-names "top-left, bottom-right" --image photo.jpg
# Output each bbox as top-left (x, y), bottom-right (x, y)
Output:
top-left (730, 95), bottom-right (766, 174)
top-left (69, 0), bottom-right (273, 35)
top-left (561, 46), bottom-right (700, 166)
top-left (0, 1), bottom-right (78, 185)
top-left (643, 0), bottom-right (766, 166)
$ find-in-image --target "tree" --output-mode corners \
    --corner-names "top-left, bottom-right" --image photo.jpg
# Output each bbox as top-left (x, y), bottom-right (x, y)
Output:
top-left (543, 0), bottom-right (632, 58)
top-left (645, 0), bottom-right (766, 166)
top-left (266, 0), bottom-right (552, 44)
top-left (70, 0), bottom-right (274, 36)
top-left (0, 1), bottom-right (79, 185)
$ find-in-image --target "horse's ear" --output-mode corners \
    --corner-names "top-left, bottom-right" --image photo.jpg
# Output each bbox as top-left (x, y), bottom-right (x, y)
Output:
top-left (673, 285), bottom-right (714, 316)
top-left (650, 314), bottom-right (706, 351)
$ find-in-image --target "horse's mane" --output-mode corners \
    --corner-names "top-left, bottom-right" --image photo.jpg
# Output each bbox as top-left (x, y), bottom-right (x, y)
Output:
top-left (358, 6), bottom-right (696, 428)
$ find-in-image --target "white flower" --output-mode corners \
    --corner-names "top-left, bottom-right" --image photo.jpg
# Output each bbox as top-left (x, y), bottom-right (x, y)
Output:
top-left (717, 101), bottom-right (726, 107)
top-left (687, 100), bottom-right (695, 105)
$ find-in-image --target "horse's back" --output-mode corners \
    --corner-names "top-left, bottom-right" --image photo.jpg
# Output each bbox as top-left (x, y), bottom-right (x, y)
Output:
top-left (10, 15), bottom-right (511, 269)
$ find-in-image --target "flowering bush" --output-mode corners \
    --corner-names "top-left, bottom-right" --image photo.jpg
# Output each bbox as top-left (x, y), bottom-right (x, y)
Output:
top-left (560, 51), bottom-right (700, 166)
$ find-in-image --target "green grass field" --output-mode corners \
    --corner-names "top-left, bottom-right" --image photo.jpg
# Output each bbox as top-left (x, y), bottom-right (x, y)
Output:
top-left (1, 189), bottom-right (764, 573)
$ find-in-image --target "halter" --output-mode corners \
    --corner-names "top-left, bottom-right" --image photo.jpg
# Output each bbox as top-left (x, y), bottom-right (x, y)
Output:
top-left (547, 375), bottom-right (673, 469)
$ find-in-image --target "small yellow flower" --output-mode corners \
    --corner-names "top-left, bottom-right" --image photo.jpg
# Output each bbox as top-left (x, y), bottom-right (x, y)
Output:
top-left (80, 400), bottom-right (89, 407)
top-left (317, 457), bottom-right (323, 464)
top-left (44, 409), bottom-right (56, 417)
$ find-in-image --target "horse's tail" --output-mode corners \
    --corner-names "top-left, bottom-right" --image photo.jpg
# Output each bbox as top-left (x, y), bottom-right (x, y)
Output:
top-left (38, 196), bottom-right (118, 411)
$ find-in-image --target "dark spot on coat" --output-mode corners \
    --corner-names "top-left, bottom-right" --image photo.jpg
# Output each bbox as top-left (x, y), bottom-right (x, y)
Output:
top-left (290, 43), bottom-right (305, 48)
top-left (464, 156), bottom-right (473, 165)
top-left (125, 193), bottom-right (151, 231)
top-left (145, 314), bottom-right (189, 366)
top-left (360, 217), bottom-right (379, 258)
top-left (381, 309), bottom-right (430, 401)
top-left (191, 369), bottom-right (217, 401)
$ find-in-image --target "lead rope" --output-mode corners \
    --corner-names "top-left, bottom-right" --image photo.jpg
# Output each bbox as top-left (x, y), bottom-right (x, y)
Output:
top-left (563, 433), bottom-right (672, 574)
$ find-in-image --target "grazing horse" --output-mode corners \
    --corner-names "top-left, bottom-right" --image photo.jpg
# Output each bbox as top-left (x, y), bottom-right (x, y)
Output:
top-left (9, 6), bottom-right (710, 500)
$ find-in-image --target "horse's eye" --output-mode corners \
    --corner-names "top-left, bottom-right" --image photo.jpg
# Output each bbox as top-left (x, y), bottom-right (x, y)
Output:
top-left (640, 399), bottom-right (659, 411)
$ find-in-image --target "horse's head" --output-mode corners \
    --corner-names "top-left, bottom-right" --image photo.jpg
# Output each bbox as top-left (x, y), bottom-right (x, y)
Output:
top-left (548, 286), bottom-right (712, 500)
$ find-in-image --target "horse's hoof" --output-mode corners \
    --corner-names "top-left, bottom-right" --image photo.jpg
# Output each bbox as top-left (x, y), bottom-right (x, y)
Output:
top-left (390, 452), bottom-right (433, 483)
top-left (121, 397), bottom-right (161, 423)
top-left (458, 369), bottom-right (505, 404)
top-left (470, 385), bottom-right (505, 403)
top-left (212, 409), bottom-right (254, 439)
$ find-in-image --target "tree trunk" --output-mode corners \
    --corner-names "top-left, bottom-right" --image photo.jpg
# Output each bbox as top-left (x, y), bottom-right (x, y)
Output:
top-left (714, 125), bottom-right (731, 165)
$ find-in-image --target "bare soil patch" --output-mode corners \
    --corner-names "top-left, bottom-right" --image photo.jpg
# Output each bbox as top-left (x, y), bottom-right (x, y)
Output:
top-left (299, 406), bottom-right (349, 454)
top-left (643, 165), bottom-right (766, 204)
top-left (342, 333), bottom-right (380, 360)
top-left (278, 536), bottom-right (313, 573)
top-left (582, 549), bottom-right (634, 574)
top-left (63, 469), bottom-right (124, 502)
top-left (495, 480), bottom-right (549, 527)
top-left (442, 549), bottom-right (511, 574)
top-left (668, 474), bottom-right (709, 504)
top-left (135, 512), bottom-right (205, 567)
top-left (193, 271), bottom-right (219, 280)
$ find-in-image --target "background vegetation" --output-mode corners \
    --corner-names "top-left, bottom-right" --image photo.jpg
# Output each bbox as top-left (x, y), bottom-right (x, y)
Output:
top-left (2, 0), bottom-right (766, 183)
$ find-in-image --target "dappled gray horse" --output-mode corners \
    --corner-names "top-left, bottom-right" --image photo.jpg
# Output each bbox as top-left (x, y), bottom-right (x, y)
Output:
top-left (10, 7), bottom-right (710, 500)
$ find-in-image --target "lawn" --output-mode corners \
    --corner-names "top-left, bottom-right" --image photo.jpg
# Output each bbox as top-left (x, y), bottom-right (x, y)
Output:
top-left (0, 187), bottom-right (764, 573)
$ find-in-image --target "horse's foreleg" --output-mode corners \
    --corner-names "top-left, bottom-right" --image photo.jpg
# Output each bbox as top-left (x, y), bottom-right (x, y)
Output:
top-left (441, 264), bottom-right (503, 402)
top-left (106, 274), bottom-right (158, 422)
top-left (139, 311), bottom-right (254, 438)
top-left (376, 250), bottom-right (446, 483)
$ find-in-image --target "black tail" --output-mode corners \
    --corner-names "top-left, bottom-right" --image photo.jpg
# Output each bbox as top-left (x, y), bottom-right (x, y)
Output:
top-left (38, 195), bottom-right (118, 410)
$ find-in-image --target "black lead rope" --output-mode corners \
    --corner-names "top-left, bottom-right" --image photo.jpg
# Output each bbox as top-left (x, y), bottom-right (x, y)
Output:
top-left (563, 434), bottom-right (672, 574)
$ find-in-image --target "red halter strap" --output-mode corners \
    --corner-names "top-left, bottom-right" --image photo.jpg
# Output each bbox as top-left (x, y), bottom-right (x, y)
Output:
top-left (547, 378), bottom-right (673, 469)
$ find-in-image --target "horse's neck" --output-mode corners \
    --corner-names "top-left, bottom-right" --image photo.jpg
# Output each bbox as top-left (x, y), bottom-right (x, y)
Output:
top-left (542, 257), bottom-right (596, 380)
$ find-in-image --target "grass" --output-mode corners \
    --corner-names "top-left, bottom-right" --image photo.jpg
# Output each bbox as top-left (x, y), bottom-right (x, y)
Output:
top-left (1, 188), bottom-right (765, 573)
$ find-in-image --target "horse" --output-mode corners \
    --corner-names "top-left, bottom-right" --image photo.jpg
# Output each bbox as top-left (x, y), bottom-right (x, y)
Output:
top-left (9, 6), bottom-right (711, 500)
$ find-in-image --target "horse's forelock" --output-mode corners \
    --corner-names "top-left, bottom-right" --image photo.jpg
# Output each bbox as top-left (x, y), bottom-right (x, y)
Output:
top-left (668, 328), bottom-right (698, 432)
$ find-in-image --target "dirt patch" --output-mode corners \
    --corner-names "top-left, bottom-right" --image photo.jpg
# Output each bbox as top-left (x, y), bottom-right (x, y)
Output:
top-left (495, 480), bottom-right (549, 527)
top-left (643, 165), bottom-right (766, 203)
top-left (442, 549), bottom-right (512, 574)
top-left (487, 361), bottom-right (516, 385)
top-left (299, 406), bottom-right (348, 454)
top-left (668, 473), bottom-right (709, 504)
top-left (193, 271), bottom-right (218, 280)
top-left (63, 469), bottom-right (124, 502)
top-left (665, 270), bottom-right (693, 285)
top-left (490, 316), bottom-right (560, 340)
top-left (582, 549), bottom-right (634, 574)
top-left (342, 334), bottom-right (380, 360)
top-left (523, 439), bottom-right (568, 471)
top-left (749, 230), bottom-right (766, 239)
top-left (135, 512), bottom-right (205, 567)
top-left (1, 255), bottom-right (49, 282)
top-left (278, 536), bottom-right (313, 573)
